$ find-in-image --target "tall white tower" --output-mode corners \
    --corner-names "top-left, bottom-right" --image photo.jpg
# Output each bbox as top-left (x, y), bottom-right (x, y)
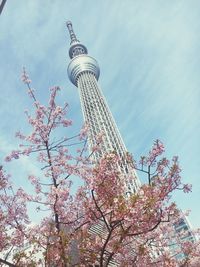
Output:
top-left (66, 21), bottom-right (140, 192)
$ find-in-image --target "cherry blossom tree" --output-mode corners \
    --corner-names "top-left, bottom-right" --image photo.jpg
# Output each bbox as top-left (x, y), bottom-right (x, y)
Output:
top-left (0, 69), bottom-right (199, 267)
top-left (0, 166), bottom-right (31, 266)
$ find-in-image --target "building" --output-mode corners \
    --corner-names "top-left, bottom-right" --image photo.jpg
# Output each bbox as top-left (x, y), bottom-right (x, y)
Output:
top-left (66, 21), bottom-right (140, 194)
top-left (169, 211), bottom-right (197, 263)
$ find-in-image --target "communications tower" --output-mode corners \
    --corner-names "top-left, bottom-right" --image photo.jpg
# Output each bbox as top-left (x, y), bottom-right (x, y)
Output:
top-left (66, 21), bottom-right (140, 192)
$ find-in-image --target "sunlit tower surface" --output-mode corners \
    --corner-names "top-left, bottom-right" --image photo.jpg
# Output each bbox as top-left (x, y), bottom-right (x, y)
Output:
top-left (66, 21), bottom-right (140, 193)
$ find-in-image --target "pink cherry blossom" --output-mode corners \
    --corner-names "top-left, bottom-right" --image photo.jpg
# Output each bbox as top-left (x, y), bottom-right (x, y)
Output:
top-left (1, 71), bottom-right (199, 266)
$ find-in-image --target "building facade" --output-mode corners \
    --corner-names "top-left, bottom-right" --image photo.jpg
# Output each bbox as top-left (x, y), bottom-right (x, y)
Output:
top-left (169, 212), bottom-right (197, 262)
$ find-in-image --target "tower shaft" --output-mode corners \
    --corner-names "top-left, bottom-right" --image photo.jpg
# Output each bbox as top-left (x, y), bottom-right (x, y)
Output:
top-left (78, 72), bottom-right (139, 189)
top-left (78, 71), bottom-right (126, 160)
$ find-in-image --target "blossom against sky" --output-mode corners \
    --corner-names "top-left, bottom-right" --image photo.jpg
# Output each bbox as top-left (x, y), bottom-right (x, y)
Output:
top-left (0, 1), bottom-right (199, 228)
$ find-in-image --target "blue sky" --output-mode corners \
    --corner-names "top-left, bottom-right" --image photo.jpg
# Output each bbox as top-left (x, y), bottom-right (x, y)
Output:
top-left (0, 1), bottom-right (199, 228)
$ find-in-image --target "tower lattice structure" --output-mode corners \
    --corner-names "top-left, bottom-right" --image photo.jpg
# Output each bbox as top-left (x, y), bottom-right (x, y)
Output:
top-left (66, 21), bottom-right (140, 193)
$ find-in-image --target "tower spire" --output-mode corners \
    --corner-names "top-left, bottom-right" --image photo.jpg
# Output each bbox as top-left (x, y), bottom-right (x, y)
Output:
top-left (66, 21), bottom-right (79, 44)
top-left (66, 20), bottom-right (88, 59)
